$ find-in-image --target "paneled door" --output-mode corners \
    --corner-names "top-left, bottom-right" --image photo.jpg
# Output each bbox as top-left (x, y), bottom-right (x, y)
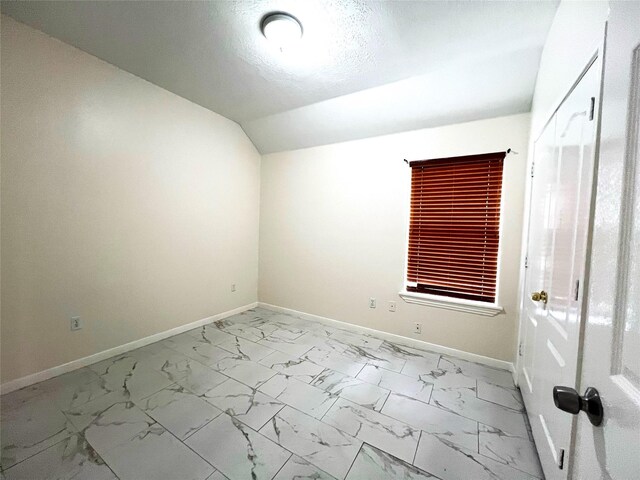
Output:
top-left (519, 55), bottom-right (601, 480)
top-left (571, 2), bottom-right (640, 478)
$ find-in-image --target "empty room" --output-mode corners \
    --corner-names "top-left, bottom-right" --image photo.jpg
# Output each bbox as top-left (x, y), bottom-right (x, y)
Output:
top-left (1, 1), bottom-right (638, 479)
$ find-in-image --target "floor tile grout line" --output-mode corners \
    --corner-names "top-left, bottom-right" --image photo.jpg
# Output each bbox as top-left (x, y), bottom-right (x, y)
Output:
top-left (0, 430), bottom-right (77, 474)
top-left (412, 430), bottom-right (423, 465)
top-left (259, 404), bottom-right (355, 478)
top-left (189, 410), bottom-right (298, 476)
top-left (268, 450), bottom-right (294, 480)
top-left (318, 395), bottom-right (424, 455)
top-left (143, 418), bottom-right (220, 474)
top-left (255, 403), bottom-right (287, 433)
top-left (426, 385), bottom-right (530, 436)
top-left (378, 390), bottom-right (392, 413)
top-left (475, 395), bottom-right (526, 413)
top-left (342, 441), bottom-right (365, 480)
top-left (473, 444), bottom-right (544, 478)
top-left (79, 430), bottom-right (122, 480)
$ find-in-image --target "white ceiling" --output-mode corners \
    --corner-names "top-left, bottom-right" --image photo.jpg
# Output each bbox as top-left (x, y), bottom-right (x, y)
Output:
top-left (1, 0), bottom-right (558, 153)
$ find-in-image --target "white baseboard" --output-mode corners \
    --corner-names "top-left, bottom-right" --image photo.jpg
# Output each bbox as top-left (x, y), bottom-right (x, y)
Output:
top-left (0, 302), bottom-right (258, 395)
top-left (258, 302), bottom-right (515, 372)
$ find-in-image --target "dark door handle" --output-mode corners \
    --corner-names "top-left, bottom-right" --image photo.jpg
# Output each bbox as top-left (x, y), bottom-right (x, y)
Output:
top-left (553, 386), bottom-right (603, 426)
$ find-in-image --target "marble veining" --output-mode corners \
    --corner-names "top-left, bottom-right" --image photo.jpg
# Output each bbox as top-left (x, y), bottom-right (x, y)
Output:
top-left (140, 384), bottom-right (222, 440)
top-left (430, 387), bottom-right (529, 437)
top-left (260, 406), bottom-right (362, 480)
top-left (202, 377), bottom-right (284, 430)
top-left (211, 356), bottom-right (277, 389)
top-left (259, 374), bottom-right (337, 419)
top-left (438, 356), bottom-right (515, 389)
top-left (186, 413), bottom-right (291, 480)
top-left (415, 367), bottom-right (477, 391)
top-left (1, 307), bottom-right (542, 480)
top-left (357, 364), bottom-right (434, 404)
top-left (173, 357), bottom-right (229, 396)
top-left (259, 351), bottom-right (325, 383)
top-left (414, 432), bottom-right (540, 480)
top-left (258, 335), bottom-right (316, 358)
top-left (100, 425), bottom-right (215, 480)
top-left (89, 353), bottom-right (174, 402)
top-left (303, 347), bottom-right (367, 377)
top-left (477, 379), bottom-right (525, 411)
top-left (312, 369), bottom-right (390, 412)
top-left (1, 394), bottom-right (77, 469)
top-left (346, 443), bottom-right (436, 480)
top-left (272, 454), bottom-right (337, 480)
top-left (3, 434), bottom-right (116, 480)
top-left (381, 392), bottom-right (478, 451)
top-left (217, 335), bottom-right (276, 362)
top-left (322, 398), bottom-right (420, 463)
top-left (479, 423), bottom-right (544, 478)
top-left (212, 318), bottom-right (278, 342)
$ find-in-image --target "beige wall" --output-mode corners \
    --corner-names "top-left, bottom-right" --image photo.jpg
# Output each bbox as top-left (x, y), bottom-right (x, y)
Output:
top-left (259, 113), bottom-right (531, 363)
top-left (0, 17), bottom-right (261, 383)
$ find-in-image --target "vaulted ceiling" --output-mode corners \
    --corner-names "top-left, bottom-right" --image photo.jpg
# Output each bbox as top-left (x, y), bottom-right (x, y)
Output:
top-left (1, 0), bottom-right (559, 153)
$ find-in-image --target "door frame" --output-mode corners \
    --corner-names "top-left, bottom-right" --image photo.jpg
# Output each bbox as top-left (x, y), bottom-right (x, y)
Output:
top-left (514, 36), bottom-right (607, 475)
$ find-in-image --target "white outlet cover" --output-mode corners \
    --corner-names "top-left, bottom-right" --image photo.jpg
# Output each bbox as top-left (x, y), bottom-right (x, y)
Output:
top-left (388, 301), bottom-right (396, 312)
top-left (369, 298), bottom-right (376, 308)
top-left (70, 316), bottom-right (82, 331)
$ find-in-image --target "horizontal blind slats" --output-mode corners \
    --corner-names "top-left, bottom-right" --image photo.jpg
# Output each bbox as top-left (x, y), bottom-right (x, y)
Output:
top-left (407, 153), bottom-right (504, 303)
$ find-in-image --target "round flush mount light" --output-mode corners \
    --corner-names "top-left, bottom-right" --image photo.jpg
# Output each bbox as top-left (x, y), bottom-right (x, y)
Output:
top-left (261, 12), bottom-right (302, 50)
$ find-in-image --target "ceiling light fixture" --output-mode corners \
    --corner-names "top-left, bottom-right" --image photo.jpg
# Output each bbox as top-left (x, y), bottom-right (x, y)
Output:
top-left (261, 13), bottom-right (302, 51)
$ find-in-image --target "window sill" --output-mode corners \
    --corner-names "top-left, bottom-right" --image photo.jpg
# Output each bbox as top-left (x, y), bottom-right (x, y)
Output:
top-left (398, 291), bottom-right (504, 317)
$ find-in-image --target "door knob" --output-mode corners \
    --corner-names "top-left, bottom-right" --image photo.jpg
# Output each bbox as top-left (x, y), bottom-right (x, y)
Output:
top-left (553, 386), bottom-right (603, 426)
top-left (531, 290), bottom-right (548, 304)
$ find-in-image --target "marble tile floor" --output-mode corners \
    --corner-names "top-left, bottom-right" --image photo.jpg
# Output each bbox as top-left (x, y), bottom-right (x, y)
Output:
top-left (1, 307), bottom-right (544, 480)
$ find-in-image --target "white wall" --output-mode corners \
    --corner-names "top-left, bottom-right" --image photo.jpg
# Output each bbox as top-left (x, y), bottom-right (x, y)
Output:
top-left (529, 1), bottom-right (609, 138)
top-left (259, 113), bottom-right (531, 362)
top-left (0, 16), bottom-right (261, 383)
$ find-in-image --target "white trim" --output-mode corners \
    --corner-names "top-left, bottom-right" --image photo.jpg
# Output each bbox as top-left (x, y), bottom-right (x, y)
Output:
top-left (258, 302), bottom-right (514, 372)
top-left (0, 302), bottom-right (258, 395)
top-left (515, 45), bottom-right (606, 387)
top-left (398, 291), bottom-right (504, 317)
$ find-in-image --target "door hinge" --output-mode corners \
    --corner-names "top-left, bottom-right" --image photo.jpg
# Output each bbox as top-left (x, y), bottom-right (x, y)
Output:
top-left (574, 279), bottom-right (580, 301)
top-left (524, 254), bottom-right (529, 269)
top-left (558, 448), bottom-right (565, 469)
top-left (589, 97), bottom-right (595, 121)
top-left (530, 162), bottom-right (535, 178)
top-left (518, 342), bottom-right (524, 357)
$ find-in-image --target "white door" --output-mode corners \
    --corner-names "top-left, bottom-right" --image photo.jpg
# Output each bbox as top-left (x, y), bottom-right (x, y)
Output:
top-left (572, 2), bottom-right (640, 478)
top-left (520, 56), bottom-right (602, 479)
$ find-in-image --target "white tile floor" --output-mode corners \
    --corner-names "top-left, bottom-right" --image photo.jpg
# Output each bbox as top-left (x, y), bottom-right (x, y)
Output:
top-left (0, 307), bottom-right (544, 479)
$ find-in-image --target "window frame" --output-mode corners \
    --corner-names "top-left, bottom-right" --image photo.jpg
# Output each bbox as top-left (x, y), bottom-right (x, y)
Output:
top-left (399, 152), bottom-right (506, 317)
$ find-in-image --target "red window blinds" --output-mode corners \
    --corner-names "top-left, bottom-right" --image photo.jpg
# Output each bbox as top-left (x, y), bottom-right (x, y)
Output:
top-left (407, 152), bottom-right (506, 303)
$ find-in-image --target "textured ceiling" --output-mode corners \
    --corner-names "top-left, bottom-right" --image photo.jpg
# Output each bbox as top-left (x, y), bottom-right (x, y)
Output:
top-left (1, 0), bottom-right (558, 152)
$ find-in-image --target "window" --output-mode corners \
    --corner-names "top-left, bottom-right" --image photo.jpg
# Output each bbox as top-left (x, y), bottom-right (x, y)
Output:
top-left (405, 152), bottom-right (505, 304)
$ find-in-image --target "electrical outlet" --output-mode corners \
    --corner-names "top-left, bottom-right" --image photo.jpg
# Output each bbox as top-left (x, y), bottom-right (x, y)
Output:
top-left (231, 284), bottom-right (236, 292)
top-left (70, 316), bottom-right (82, 331)
top-left (413, 322), bottom-right (422, 334)
top-left (369, 297), bottom-right (376, 309)
top-left (388, 301), bottom-right (396, 312)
